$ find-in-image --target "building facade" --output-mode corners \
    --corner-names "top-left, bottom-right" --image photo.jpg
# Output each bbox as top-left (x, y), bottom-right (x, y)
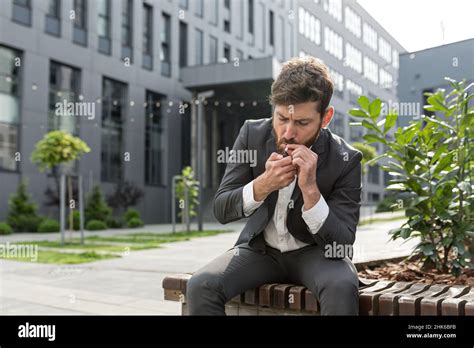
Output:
top-left (0, 0), bottom-right (405, 224)
top-left (398, 38), bottom-right (474, 128)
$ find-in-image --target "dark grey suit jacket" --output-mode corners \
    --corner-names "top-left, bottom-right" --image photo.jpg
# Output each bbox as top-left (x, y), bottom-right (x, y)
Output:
top-left (213, 118), bottom-right (363, 258)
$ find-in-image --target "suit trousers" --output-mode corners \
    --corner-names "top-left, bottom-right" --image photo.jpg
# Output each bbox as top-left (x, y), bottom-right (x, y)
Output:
top-left (187, 241), bottom-right (360, 315)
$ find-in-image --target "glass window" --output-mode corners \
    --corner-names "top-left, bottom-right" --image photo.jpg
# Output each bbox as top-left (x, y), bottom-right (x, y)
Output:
top-left (209, 35), bottom-right (217, 63)
top-left (101, 77), bottom-right (127, 183)
top-left (379, 68), bottom-right (393, 89)
top-left (195, 29), bottom-right (203, 65)
top-left (344, 6), bottom-right (361, 38)
top-left (48, 61), bottom-right (81, 134)
top-left (324, 27), bottom-right (343, 60)
top-left (362, 22), bottom-right (377, 51)
top-left (161, 12), bottom-right (171, 76)
top-left (12, 0), bottom-right (31, 26)
top-left (0, 45), bottom-right (22, 171)
top-left (195, 0), bottom-right (203, 17)
top-left (378, 37), bottom-right (392, 63)
top-left (210, 0), bottom-right (218, 25)
top-left (97, 0), bottom-right (110, 37)
top-left (299, 7), bottom-right (320, 45)
top-left (73, 0), bottom-right (87, 29)
top-left (145, 91), bottom-right (165, 186)
top-left (47, 0), bottom-right (60, 18)
top-left (363, 56), bottom-right (378, 84)
top-left (121, 0), bottom-right (133, 47)
top-left (179, 21), bottom-right (188, 68)
top-left (143, 4), bottom-right (153, 55)
top-left (345, 42), bottom-right (362, 73)
top-left (328, 67), bottom-right (344, 98)
top-left (323, 0), bottom-right (342, 22)
top-left (248, 0), bottom-right (254, 34)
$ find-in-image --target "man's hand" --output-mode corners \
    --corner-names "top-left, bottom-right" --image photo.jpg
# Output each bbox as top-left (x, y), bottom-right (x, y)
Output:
top-left (286, 144), bottom-right (321, 210)
top-left (253, 152), bottom-right (297, 201)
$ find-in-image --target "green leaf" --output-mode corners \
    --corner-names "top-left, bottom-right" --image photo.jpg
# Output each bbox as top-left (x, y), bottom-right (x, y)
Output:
top-left (365, 153), bottom-right (388, 166)
top-left (383, 113), bottom-right (398, 134)
top-left (363, 134), bottom-right (388, 145)
top-left (386, 183), bottom-right (406, 191)
top-left (358, 96), bottom-right (370, 111)
top-left (421, 115), bottom-right (455, 131)
top-left (348, 109), bottom-right (369, 118)
top-left (432, 152), bottom-right (454, 176)
top-left (361, 120), bottom-right (381, 134)
top-left (369, 99), bottom-right (382, 120)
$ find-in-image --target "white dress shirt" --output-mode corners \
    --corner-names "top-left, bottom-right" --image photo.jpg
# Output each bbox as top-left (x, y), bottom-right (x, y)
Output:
top-left (242, 178), bottom-right (329, 253)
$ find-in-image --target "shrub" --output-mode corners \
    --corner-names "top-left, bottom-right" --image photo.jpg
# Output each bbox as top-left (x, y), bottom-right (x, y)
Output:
top-left (106, 181), bottom-right (144, 214)
top-left (0, 222), bottom-right (13, 235)
top-left (124, 208), bottom-right (140, 222)
top-left (126, 217), bottom-right (144, 228)
top-left (105, 216), bottom-right (124, 229)
top-left (38, 219), bottom-right (60, 233)
top-left (6, 180), bottom-right (43, 232)
top-left (86, 220), bottom-right (108, 231)
top-left (84, 186), bottom-right (112, 223)
top-left (349, 78), bottom-right (473, 275)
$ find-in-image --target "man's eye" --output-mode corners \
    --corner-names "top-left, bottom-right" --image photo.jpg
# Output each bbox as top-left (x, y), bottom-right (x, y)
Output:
top-left (297, 121), bottom-right (308, 126)
top-left (279, 117), bottom-right (288, 122)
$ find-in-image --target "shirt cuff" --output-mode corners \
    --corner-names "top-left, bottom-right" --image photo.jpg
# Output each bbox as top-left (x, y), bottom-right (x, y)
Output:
top-left (242, 180), bottom-right (265, 217)
top-left (301, 194), bottom-right (329, 234)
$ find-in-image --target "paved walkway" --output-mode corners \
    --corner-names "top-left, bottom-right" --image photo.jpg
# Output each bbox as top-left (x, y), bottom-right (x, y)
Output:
top-left (0, 212), bottom-right (416, 315)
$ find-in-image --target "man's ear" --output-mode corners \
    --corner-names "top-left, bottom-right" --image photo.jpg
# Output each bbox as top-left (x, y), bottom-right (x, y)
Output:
top-left (322, 106), bottom-right (334, 128)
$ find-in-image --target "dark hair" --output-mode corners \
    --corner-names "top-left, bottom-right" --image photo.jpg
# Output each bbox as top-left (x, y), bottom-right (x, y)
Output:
top-left (269, 56), bottom-right (334, 115)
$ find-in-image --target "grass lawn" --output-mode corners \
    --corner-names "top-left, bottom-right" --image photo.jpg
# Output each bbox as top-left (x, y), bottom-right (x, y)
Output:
top-left (1, 230), bottom-right (227, 264)
top-left (86, 229), bottom-right (226, 244)
top-left (0, 250), bottom-right (119, 264)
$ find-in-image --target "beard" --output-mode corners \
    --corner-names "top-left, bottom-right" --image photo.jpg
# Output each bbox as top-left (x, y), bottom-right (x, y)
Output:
top-left (275, 122), bottom-right (323, 155)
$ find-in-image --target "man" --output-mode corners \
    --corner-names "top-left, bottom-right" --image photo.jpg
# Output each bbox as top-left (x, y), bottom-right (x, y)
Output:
top-left (187, 56), bottom-right (363, 315)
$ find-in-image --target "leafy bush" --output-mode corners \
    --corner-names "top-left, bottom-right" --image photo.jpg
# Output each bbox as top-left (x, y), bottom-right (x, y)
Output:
top-left (86, 220), bottom-right (108, 231)
top-left (106, 181), bottom-right (144, 214)
top-left (84, 186), bottom-right (112, 223)
top-left (349, 78), bottom-right (473, 275)
top-left (126, 217), bottom-right (144, 228)
top-left (6, 180), bottom-right (43, 232)
top-left (124, 208), bottom-right (140, 222)
top-left (105, 216), bottom-right (124, 229)
top-left (38, 219), bottom-right (60, 233)
top-left (0, 222), bottom-right (13, 235)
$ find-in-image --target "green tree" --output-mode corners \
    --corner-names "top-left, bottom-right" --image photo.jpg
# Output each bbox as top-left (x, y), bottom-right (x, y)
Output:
top-left (175, 166), bottom-right (199, 222)
top-left (6, 180), bottom-right (43, 232)
top-left (349, 78), bottom-right (473, 275)
top-left (31, 130), bottom-right (90, 171)
top-left (84, 185), bottom-right (112, 223)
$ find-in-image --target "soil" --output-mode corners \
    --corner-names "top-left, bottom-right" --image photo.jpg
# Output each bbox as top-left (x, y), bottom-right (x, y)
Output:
top-left (358, 258), bottom-right (474, 286)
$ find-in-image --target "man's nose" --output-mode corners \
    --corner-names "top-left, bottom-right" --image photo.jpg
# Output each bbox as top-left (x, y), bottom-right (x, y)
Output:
top-left (283, 123), bottom-right (296, 140)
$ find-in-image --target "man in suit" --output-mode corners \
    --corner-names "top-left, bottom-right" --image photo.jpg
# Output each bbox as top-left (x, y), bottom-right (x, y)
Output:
top-left (187, 56), bottom-right (363, 315)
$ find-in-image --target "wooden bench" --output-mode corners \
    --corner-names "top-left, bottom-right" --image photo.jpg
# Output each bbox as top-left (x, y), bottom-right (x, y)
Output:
top-left (162, 273), bottom-right (473, 316)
